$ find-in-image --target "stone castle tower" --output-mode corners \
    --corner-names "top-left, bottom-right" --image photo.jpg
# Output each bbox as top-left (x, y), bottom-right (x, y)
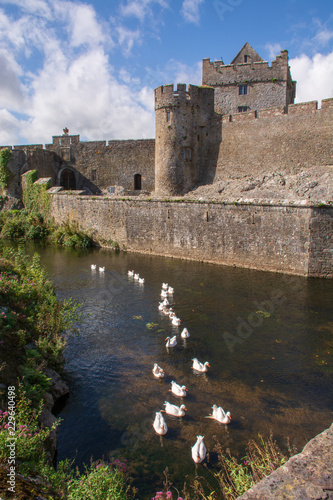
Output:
top-left (154, 44), bottom-right (297, 196)
top-left (154, 83), bottom-right (218, 196)
top-left (202, 42), bottom-right (296, 115)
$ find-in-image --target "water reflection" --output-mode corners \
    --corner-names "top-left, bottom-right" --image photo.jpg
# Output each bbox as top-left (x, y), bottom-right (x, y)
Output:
top-left (27, 244), bottom-right (333, 498)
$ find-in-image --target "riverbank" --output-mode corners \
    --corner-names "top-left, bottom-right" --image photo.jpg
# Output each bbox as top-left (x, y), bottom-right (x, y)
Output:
top-left (237, 423), bottom-right (333, 500)
top-left (0, 246), bottom-right (135, 499)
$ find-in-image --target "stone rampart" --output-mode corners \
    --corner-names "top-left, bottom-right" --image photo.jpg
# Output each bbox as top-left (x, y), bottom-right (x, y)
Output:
top-left (46, 137), bottom-right (155, 192)
top-left (216, 98), bottom-right (333, 178)
top-left (48, 195), bottom-right (333, 278)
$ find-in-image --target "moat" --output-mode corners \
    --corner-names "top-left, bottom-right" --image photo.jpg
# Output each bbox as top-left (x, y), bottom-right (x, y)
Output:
top-left (30, 244), bottom-right (333, 498)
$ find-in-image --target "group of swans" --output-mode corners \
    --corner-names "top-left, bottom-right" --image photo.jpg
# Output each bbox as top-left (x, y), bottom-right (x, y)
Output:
top-left (128, 270), bottom-right (145, 284)
top-left (91, 264), bottom-right (105, 272)
top-left (148, 277), bottom-right (232, 462)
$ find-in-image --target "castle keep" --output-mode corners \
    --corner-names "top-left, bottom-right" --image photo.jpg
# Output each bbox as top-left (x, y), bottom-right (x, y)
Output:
top-left (1, 43), bottom-right (332, 278)
top-left (202, 42), bottom-right (296, 115)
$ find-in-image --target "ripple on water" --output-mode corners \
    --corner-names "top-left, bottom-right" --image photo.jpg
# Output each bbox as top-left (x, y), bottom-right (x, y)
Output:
top-left (24, 244), bottom-right (333, 499)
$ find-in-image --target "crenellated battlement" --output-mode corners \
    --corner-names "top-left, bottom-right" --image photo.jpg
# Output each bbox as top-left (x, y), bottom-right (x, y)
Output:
top-left (203, 44), bottom-right (296, 115)
top-left (154, 83), bottom-right (214, 110)
top-left (221, 98), bottom-right (332, 124)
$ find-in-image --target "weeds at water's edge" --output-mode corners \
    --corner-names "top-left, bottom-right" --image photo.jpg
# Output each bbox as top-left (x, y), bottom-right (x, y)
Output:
top-left (152, 434), bottom-right (296, 500)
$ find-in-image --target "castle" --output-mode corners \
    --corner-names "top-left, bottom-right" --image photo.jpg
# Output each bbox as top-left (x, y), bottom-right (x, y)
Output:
top-left (1, 44), bottom-right (332, 278)
top-left (3, 42), bottom-right (332, 201)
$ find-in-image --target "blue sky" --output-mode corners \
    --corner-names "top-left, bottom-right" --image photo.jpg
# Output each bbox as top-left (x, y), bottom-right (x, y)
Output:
top-left (0, 0), bottom-right (332, 145)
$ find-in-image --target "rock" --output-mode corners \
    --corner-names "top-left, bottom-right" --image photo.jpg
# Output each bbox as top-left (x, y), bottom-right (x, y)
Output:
top-left (45, 368), bottom-right (69, 402)
top-left (237, 424), bottom-right (333, 500)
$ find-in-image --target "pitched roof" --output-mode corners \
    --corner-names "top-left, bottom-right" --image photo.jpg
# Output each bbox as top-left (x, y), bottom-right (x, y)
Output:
top-left (230, 42), bottom-right (264, 64)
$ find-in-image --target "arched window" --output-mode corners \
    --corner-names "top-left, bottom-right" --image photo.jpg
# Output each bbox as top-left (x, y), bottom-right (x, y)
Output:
top-left (134, 173), bottom-right (142, 190)
top-left (60, 169), bottom-right (76, 190)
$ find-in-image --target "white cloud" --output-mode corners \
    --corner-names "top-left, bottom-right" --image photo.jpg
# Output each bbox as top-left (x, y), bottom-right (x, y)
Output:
top-left (116, 26), bottom-right (141, 57)
top-left (0, 0), bottom-right (52, 18)
top-left (290, 52), bottom-right (333, 106)
top-left (0, 0), bottom-right (156, 145)
top-left (181, 0), bottom-right (204, 24)
top-left (0, 49), bottom-right (25, 110)
top-left (67, 3), bottom-right (109, 48)
top-left (313, 28), bottom-right (333, 47)
top-left (0, 109), bottom-right (22, 145)
top-left (265, 42), bottom-right (282, 61)
top-left (119, 0), bottom-right (168, 22)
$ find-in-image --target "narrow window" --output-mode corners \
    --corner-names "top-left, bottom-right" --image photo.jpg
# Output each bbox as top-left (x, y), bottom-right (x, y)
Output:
top-left (91, 169), bottom-right (97, 181)
top-left (109, 186), bottom-right (115, 194)
top-left (134, 173), bottom-right (141, 190)
top-left (166, 110), bottom-right (171, 122)
top-left (239, 84), bottom-right (248, 95)
top-left (244, 55), bottom-right (248, 63)
top-left (180, 147), bottom-right (191, 160)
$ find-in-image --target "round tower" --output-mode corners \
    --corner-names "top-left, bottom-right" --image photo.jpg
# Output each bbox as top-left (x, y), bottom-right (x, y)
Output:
top-left (154, 84), bottom-right (215, 196)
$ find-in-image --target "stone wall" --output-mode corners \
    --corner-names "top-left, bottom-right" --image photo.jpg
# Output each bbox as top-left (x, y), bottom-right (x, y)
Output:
top-left (48, 194), bottom-right (333, 278)
top-left (202, 49), bottom-right (295, 114)
top-left (216, 98), bottom-right (333, 179)
top-left (237, 423), bottom-right (333, 500)
top-left (46, 137), bottom-right (155, 193)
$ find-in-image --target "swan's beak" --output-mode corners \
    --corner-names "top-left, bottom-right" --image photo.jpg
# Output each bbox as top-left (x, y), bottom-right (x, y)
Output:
top-left (207, 363), bottom-right (210, 367)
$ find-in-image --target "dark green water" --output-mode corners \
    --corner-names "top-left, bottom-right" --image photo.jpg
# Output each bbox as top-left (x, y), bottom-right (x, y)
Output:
top-left (27, 244), bottom-right (333, 497)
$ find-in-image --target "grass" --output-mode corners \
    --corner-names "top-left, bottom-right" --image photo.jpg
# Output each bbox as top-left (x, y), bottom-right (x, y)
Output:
top-left (0, 246), bottom-right (136, 499)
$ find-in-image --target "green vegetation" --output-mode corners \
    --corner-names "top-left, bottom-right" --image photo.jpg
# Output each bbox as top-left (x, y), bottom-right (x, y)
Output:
top-left (0, 170), bottom-right (95, 248)
top-left (152, 434), bottom-right (289, 500)
top-left (0, 149), bottom-right (12, 194)
top-left (22, 170), bottom-right (51, 216)
top-left (0, 246), bottom-right (135, 499)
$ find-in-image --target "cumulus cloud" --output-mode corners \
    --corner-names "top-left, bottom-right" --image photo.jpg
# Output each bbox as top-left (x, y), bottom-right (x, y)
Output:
top-left (0, 0), bottom-right (157, 145)
top-left (67, 3), bottom-right (109, 48)
top-left (290, 52), bottom-right (333, 106)
top-left (181, 0), bottom-right (204, 24)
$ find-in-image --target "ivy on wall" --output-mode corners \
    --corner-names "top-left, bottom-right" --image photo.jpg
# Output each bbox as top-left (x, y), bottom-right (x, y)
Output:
top-left (22, 170), bottom-right (51, 217)
top-left (0, 149), bottom-right (12, 193)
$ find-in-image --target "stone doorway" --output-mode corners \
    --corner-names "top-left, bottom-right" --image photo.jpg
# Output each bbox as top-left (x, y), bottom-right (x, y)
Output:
top-left (60, 169), bottom-right (76, 190)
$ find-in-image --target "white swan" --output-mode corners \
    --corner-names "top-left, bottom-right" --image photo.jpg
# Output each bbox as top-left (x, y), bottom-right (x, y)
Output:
top-left (165, 336), bottom-right (177, 348)
top-left (127, 270), bottom-right (134, 276)
top-left (181, 328), bottom-right (190, 338)
top-left (168, 310), bottom-right (175, 319)
top-left (191, 435), bottom-right (206, 463)
top-left (171, 316), bottom-right (181, 326)
top-left (162, 298), bottom-right (169, 306)
top-left (158, 302), bottom-right (165, 311)
top-left (161, 289), bottom-right (168, 297)
top-left (91, 264), bottom-right (96, 270)
top-left (192, 358), bottom-right (210, 372)
top-left (134, 273), bottom-right (140, 280)
top-left (162, 283), bottom-right (168, 290)
top-left (170, 381), bottom-right (187, 397)
top-left (99, 266), bottom-right (105, 272)
top-left (153, 412), bottom-right (168, 435)
top-left (206, 405), bottom-right (231, 424)
top-left (167, 286), bottom-right (174, 294)
top-left (152, 363), bottom-right (164, 378)
top-left (164, 401), bottom-right (187, 417)
top-left (138, 277), bottom-right (145, 284)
